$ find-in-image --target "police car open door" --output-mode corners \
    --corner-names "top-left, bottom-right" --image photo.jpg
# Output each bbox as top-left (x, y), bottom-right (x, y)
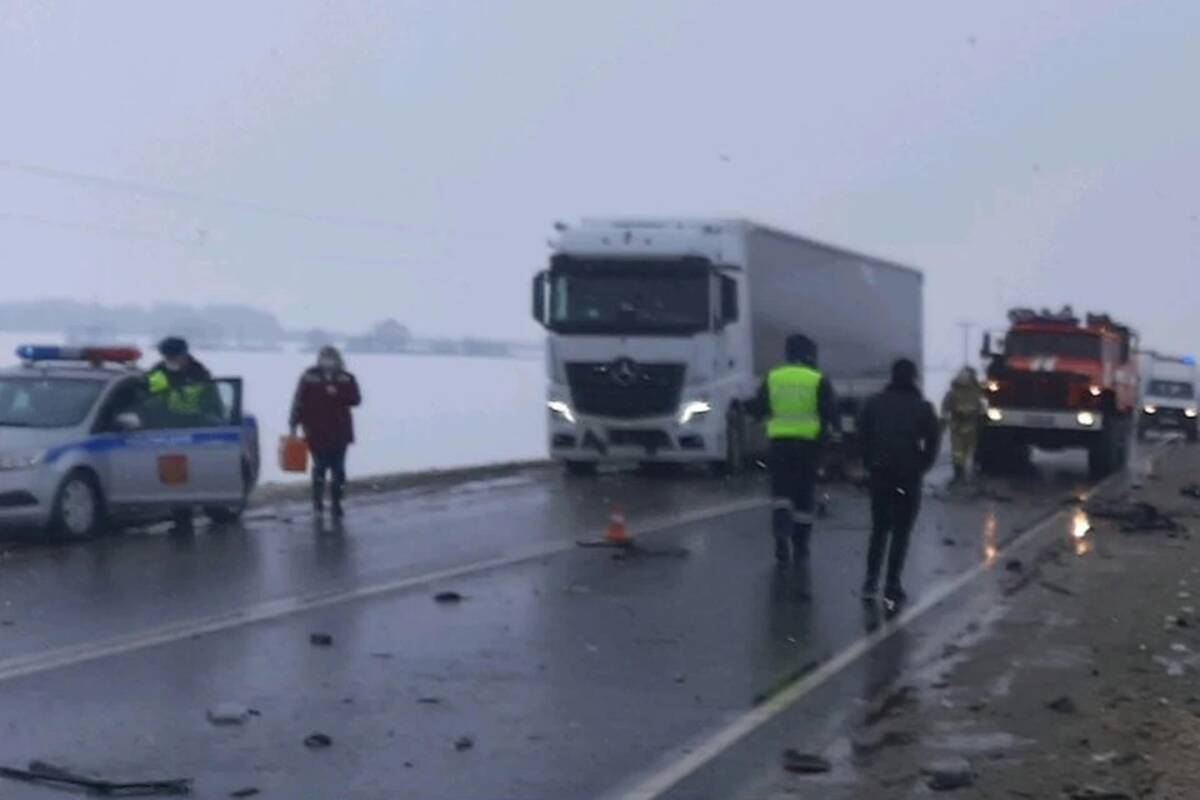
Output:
top-left (106, 378), bottom-right (247, 506)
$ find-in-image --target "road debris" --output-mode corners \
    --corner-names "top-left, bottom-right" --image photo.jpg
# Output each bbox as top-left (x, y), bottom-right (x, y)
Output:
top-left (418, 696), bottom-right (442, 705)
top-left (1039, 580), bottom-right (1075, 596)
top-left (1180, 484), bottom-right (1200, 500)
top-left (1068, 787), bottom-right (1133, 800)
top-left (207, 702), bottom-right (258, 725)
top-left (1046, 694), bottom-right (1079, 714)
top-left (303, 733), bottom-right (333, 749)
top-left (851, 730), bottom-right (916, 760)
top-left (1085, 499), bottom-right (1180, 532)
top-left (454, 735), bottom-right (475, 751)
top-left (230, 788), bottom-right (261, 798)
top-left (781, 749), bottom-right (832, 774)
top-left (923, 756), bottom-right (975, 790)
top-left (0, 760), bottom-right (191, 796)
top-left (942, 537), bottom-right (957, 546)
top-left (864, 685), bottom-right (916, 726)
top-left (309, 633), bottom-right (334, 647)
top-left (434, 591), bottom-right (465, 604)
top-left (1005, 559), bottom-right (1024, 572)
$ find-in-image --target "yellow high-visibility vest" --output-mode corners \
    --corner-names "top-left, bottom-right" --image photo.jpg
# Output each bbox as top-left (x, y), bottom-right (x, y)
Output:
top-left (766, 365), bottom-right (822, 440)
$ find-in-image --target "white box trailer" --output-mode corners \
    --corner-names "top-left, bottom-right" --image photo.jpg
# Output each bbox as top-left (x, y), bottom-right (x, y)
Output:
top-left (531, 218), bottom-right (924, 474)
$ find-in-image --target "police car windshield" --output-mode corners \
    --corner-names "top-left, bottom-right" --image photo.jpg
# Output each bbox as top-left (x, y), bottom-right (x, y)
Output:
top-left (0, 377), bottom-right (105, 428)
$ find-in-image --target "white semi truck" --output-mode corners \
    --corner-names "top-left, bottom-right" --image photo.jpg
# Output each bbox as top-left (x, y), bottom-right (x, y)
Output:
top-left (530, 218), bottom-right (924, 475)
top-left (1138, 351), bottom-right (1198, 441)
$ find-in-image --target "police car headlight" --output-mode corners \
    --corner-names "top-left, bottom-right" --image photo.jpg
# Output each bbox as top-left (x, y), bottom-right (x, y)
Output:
top-left (678, 400), bottom-right (712, 425)
top-left (0, 450), bottom-right (46, 471)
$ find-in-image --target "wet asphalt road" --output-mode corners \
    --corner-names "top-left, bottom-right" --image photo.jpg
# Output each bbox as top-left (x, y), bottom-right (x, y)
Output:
top-left (0, 449), bottom-right (1133, 799)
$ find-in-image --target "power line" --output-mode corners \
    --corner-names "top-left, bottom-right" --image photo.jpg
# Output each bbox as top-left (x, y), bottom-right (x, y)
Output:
top-left (0, 158), bottom-right (414, 233)
top-left (0, 211), bottom-right (204, 245)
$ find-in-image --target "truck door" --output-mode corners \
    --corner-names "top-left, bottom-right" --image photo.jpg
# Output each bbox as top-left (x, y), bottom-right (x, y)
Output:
top-left (104, 378), bottom-right (246, 506)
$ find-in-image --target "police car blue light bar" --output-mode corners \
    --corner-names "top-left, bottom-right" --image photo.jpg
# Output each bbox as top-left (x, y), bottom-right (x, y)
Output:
top-left (17, 345), bottom-right (142, 364)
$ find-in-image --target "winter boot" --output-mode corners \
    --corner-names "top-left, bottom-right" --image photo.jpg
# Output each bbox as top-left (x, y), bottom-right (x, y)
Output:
top-left (772, 508), bottom-right (792, 563)
top-left (791, 523), bottom-right (812, 560)
top-left (312, 477), bottom-right (325, 514)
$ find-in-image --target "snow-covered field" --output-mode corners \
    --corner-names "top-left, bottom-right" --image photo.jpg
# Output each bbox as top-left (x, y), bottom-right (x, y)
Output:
top-left (0, 333), bottom-right (548, 484)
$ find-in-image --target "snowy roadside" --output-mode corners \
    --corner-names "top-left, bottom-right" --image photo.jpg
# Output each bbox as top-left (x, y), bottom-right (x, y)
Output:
top-left (768, 443), bottom-right (1200, 799)
top-left (248, 458), bottom-right (554, 507)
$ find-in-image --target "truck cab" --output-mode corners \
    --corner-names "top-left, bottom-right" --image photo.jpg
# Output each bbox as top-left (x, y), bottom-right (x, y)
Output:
top-left (1138, 353), bottom-right (1198, 442)
top-left (980, 307), bottom-right (1138, 479)
top-left (532, 221), bottom-right (749, 475)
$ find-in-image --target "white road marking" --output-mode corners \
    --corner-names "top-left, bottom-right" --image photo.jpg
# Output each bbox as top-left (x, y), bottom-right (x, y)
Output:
top-left (0, 497), bottom-right (769, 684)
top-left (604, 465), bottom-right (1136, 800)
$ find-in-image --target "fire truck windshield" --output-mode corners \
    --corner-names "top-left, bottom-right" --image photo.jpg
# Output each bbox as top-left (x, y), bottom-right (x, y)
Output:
top-left (1005, 331), bottom-right (1101, 360)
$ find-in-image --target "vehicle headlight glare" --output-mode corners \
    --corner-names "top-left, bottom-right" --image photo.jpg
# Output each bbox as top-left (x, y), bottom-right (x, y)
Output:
top-left (986, 380), bottom-right (999, 393)
top-left (1144, 404), bottom-right (1157, 415)
top-left (1088, 385), bottom-right (1102, 397)
top-left (678, 400), bottom-right (712, 425)
top-left (1076, 411), bottom-right (1096, 427)
top-left (547, 400), bottom-right (576, 424)
top-left (986, 407), bottom-right (1003, 422)
top-left (0, 450), bottom-right (46, 471)
top-left (1187, 408), bottom-right (1198, 419)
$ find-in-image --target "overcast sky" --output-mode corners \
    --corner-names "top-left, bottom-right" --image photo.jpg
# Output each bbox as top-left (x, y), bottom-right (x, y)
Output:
top-left (2, 1), bottom-right (1199, 361)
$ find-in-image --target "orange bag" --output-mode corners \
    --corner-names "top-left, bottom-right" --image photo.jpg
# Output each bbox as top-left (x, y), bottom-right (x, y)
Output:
top-left (278, 435), bottom-right (309, 473)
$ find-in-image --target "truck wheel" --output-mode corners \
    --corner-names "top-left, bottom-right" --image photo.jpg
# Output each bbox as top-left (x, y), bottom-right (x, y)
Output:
top-left (711, 408), bottom-right (746, 477)
top-left (976, 429), bottom-right (1007, 475)
top-left (1088, 426), bottom-right (1116, 480)
top-left (50, 470), bottom-right (105, 540)
top-left (564, 461), bottom-right (597, 478)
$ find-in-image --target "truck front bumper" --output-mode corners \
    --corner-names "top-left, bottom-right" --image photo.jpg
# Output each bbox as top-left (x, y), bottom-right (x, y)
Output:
top-left (982, 407), bottom-right (1106, 448)
top-left (548, 414), bottom-right (722, 462)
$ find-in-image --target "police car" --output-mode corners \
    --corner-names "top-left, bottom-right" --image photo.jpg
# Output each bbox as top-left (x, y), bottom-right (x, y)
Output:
top-left (0, 345), bottom-right (260, 538)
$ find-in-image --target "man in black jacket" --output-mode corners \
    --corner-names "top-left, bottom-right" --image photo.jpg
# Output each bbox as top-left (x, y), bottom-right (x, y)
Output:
top-left (858, 358), bottom-right (940, 604)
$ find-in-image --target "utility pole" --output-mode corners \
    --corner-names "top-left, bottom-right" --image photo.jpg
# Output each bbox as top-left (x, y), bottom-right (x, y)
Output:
top-left (957, 321), bottom-right (974, 367)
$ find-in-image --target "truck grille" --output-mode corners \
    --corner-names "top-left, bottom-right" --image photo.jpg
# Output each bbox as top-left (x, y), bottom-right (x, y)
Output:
top-left (565, 360), bottom-right (685, 419)
top-left (995, 373), bottom-right (1073, 409)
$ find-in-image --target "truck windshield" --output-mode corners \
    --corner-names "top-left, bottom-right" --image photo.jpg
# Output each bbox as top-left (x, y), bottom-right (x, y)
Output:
top-left (0, 377), bottom-right (105, 428)
top-left (548, 261), bottom-right (710, 335)
top-left (1005, 332), bottom-right (1101, 360)
top-left (1147, 380), bottom-right (1194, 399)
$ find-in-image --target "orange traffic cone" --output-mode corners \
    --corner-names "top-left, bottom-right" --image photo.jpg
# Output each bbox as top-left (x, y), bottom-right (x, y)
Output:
top-left (605, 504), bottom-right (631, 546)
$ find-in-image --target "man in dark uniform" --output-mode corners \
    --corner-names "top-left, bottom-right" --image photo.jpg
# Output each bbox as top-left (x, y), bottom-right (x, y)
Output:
top-left (750, 333), bottom-right (838, 562)
top-left (858, 358), bottom-right (940, 604)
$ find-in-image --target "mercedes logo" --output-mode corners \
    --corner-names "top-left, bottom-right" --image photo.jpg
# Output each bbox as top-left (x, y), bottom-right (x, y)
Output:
top-left (609, 358), bottom-right (639, 387)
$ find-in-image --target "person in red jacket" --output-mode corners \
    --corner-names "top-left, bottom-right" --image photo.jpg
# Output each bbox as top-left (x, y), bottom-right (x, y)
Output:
top-left (289, 346), bottom-right (362, 517)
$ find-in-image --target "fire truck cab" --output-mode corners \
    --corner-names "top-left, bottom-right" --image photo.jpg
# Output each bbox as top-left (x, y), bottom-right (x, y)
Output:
top-left (979, 307), bottom-right (1138, 479)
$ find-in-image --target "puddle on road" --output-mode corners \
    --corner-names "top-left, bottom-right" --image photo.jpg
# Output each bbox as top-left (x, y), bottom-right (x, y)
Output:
top-left (1071, 508), bottom-right (1094, 557)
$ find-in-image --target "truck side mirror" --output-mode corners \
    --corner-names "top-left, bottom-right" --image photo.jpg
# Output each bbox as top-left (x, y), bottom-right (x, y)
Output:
top-left (532, 272), bottom-right (547, 326)
top-left (980, 332), bottom-right (992, 358)
top-left (720, 275), bottom-right (739, 326)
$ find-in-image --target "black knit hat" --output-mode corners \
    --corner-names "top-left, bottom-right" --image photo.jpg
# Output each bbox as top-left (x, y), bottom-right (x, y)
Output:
top-left (157, 336), bottom-right (189, 358)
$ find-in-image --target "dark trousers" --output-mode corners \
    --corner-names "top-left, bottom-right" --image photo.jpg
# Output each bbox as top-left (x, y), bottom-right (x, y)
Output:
top-left (311, 446), bottom-right (348, 504)
top-left (769, 438), bottom-right (819, 542)
top-left (865, 472), bottom-right (922, 590)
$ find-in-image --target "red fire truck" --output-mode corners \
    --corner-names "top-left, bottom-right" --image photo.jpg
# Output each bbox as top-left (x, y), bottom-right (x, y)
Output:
top-left (978, 307), bottom-right (1139, 479)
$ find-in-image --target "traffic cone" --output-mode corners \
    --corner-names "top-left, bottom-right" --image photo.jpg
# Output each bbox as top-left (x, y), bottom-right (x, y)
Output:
top-left (605, 504), bottom-right (631, 546)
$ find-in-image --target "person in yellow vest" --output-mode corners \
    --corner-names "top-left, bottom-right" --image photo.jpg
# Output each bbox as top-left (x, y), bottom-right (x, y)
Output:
top-left (145, 336), bottom-right (214, 421)
top-left (750, 333), bottom-right (838, 563)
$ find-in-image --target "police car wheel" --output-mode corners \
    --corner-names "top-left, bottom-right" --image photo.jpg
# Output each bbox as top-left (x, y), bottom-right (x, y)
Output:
top-left (52, 472), bottom-right (104, 539)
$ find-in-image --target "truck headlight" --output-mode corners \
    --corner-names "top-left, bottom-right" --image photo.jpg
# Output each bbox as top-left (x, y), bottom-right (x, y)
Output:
top-left (1088, 385), bottom-right (1102, 397)
top-left (547, 400), bottom-right (576, 424)
top-left (986, 380), bottom-right (1000, 393)
top-left (1187, 408), bottom-right (1198, 419)
top-left (1076, 411), bottom-right (1096, 427)
top-left (986, 408), bottom-right (1003, 422)
top-left (1144, 404), bottom-right (1158, 415)
top-left (0, 450), bottom-right (46, 471)
top-left (677, 400), bottom-right (712, 425)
